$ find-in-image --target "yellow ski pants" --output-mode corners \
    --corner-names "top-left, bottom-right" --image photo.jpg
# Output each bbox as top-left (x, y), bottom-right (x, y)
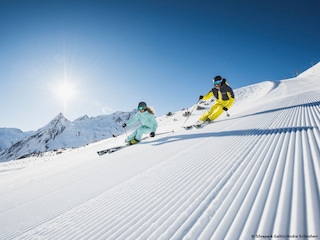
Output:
top-left (199, 98), bottom-right (234, 121)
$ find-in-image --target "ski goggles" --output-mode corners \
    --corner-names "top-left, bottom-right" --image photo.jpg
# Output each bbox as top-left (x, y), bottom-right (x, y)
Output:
top-left (214, 80), bottom-right (222, 86)
top-left (138, 106), bottom-right (145, 111)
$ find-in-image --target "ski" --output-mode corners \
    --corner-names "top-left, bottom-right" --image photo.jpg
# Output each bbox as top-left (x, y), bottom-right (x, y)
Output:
top-left (193, 123), bottom-right (206, 128)
top-left (183, 112), bottom-right (230, 130)
top-left (183, 125), bottom-right (193, 130)
top-left (183, 124), bottom-right (205, 130)
top-left (97, 130), bottom-right (174, 156)
top-left (97, 145), bottom-right (128, 155)
top-left (183, 120), bottom-right (213, 130)
top-left (97, 136), bottom-right (149, 156)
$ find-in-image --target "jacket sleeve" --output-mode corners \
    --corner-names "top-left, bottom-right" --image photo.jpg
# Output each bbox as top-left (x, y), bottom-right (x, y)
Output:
top-left (202, 90), bottom-right (213, 101)
top-left (226, 85), bottom-right (235, 99)
top-left (229, 87), bottom-right (235, 99)
top-left (126, 113), bottom-right (139, 126)
top-left (151, 118), bottom-right (158, 132)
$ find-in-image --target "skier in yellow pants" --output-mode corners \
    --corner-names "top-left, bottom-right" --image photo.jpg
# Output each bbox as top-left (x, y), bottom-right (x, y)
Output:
top-left (197, 75), bottom-right (235, 124)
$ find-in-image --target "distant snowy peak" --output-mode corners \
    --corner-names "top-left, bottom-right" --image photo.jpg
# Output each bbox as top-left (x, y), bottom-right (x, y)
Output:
top-left (41, 113), bottom-right (70, 137)
top-left (35, 113), bottom-right (70, 141)
top-left (0, 128), bottom-right (33, 151)
top-left (0, 114), bottom-right (71, 161)
top-left (74, 115), bottom-right (89, 122)
top-left (113, 110), bottom-right (137, 123)
top-left (46, 112), bottom-right (70, 128)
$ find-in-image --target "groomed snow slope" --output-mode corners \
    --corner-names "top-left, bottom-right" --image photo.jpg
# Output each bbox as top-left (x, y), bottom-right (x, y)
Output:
top-left (0, 68), bottom-right (319, 239)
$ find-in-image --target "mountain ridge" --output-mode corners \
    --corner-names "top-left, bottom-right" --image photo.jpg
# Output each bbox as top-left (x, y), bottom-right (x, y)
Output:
top-left (0, 110), bottom-right (137, 161)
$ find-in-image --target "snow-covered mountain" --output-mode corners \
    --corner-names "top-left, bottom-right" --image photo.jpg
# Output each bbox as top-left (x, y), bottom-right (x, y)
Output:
top-left (0, 63), bottom-right (319, 239)
top-left (0, 111), bottom-right (137, 162)
top-left (0, 128), bottom-right (34, 151)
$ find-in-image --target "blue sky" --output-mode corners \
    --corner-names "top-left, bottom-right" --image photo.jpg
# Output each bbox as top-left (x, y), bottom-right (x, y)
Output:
top-left (1, 0), bottom-right (319, 131)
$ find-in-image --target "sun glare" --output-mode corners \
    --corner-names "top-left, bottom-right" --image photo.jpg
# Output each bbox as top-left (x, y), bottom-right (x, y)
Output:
top-left (56, 82), bottom-right (76, 100)
top-left (53, 81), bottom-right (78, 115)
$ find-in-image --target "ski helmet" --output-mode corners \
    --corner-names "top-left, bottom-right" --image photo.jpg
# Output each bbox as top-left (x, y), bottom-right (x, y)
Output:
top-left (138, 102), bottom-right (147, 111)
top-left (214, 76), bottom-right (222, 81)
top-left (213, 75), bottom-right (222, 86)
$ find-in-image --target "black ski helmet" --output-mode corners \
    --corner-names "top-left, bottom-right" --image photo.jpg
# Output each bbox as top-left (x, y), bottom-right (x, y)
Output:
top-left (138, 101), bottom-right (147, 110)
top-left (213, 75), bottom-right (222, 81)
top-left (213, 75), bottom-right (223, 85)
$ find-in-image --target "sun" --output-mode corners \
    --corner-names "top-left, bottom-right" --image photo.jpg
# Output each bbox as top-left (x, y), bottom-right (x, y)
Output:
top-left (53, 81), bottom-right (78, 114)
top-left (56, 82), bottom-right (76, 101)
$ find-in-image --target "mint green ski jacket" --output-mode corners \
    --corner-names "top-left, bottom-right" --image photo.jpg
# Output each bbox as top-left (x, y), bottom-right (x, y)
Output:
top-left (126, 111), bottom-right (158, 132)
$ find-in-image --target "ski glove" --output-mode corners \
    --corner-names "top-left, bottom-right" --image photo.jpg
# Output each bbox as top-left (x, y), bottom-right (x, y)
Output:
top-left (122, 123), bottom-right (127, 128)
top-left (223, 107), bottom-right (228, 111)
top-left (199, 95), bottom-right (203, 100)
top-left (149, 132), bottom-right (155, 137)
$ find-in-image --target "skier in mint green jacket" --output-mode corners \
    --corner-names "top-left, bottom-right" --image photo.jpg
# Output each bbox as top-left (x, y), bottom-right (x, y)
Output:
top-left (122, 102), bottom-right (158, 145)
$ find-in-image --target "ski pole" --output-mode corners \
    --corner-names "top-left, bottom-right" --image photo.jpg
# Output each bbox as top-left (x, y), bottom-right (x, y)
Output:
top-left (156, 130), bottom-right (175, 136)
top-left (123, 126), bottom-right (128, 137)
top-left (182, 100), bottom-right (200, 126)
top-left (223, 106), bottom-right (230, 117)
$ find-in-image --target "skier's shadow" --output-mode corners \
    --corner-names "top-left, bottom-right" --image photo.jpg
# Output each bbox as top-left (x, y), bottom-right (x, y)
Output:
top-left (147, 100), bottom-right (320, 145)
top-left (149, 126), bottom-right (317, 146)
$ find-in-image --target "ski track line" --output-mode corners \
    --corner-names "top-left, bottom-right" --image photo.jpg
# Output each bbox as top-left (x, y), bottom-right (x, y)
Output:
top-left (63, 138), bottom-right (235, 239)
top-left (200, 95), bottom-right (319, 239)
top-left (10, 127), bottom-right (255, 238)
top-left (86, 104), bottom-right (278, 238)
top-left (6, 123), bottom-right (256, 237)
top-left (171, 111), bottom-right (282, 239)
top-left (4, 92), bottom-right (320, 239)
top-left (146, 137), bottom-right (259, 239)
top-left (92, 148), bottom-right (212, 238)
top-left (1, 132), bottom-right (179, 239)
top-left (11, 109), bottom-right (278, 240)
top-left (10, 139), bottom-right (212, 238)
top-left (197, 127), bottom-right (283, 239)
top-left (0, 162), bottom-right (140, 240)
top-left (234, 129), bottom-right (294, 238)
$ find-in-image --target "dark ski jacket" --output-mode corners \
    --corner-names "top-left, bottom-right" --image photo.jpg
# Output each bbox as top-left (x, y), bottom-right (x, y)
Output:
top-left (203, 79), bottom-right (235, 101)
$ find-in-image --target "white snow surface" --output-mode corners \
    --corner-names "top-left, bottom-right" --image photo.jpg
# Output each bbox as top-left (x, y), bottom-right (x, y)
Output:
top-left (0, 64), bottom-right (319, 239)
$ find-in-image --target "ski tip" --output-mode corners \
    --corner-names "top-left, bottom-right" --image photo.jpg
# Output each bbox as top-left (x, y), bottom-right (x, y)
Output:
top-left (97, 151), bottom-right (107, 156)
